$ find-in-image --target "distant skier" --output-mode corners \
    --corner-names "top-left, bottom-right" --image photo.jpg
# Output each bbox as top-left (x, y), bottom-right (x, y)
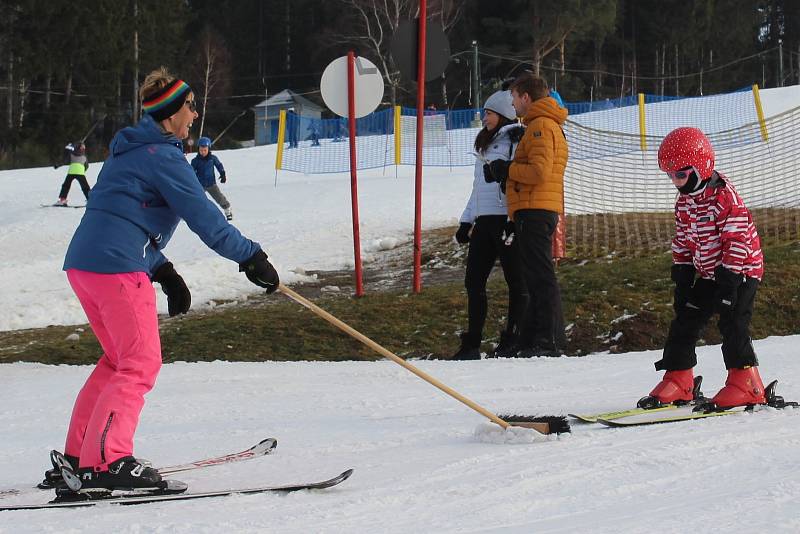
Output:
top-left (47, 67), bottom-right (280, 494)
top-left (640, 127), bottom-right (768, 410)
top-left (191, 136), bottom-right (233, 220)
top-left (54, 141), bottom-right (90, 206)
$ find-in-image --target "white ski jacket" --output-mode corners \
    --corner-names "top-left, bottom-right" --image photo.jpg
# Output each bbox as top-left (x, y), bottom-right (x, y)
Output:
top-left (459, 124), bottom-right (522, 223)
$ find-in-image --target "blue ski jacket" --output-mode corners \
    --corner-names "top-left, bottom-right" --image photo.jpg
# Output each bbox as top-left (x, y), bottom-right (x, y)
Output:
top-left (64, 114), bottom-right (260, 276)
top-left (191, 152), bottom-right (226, 188)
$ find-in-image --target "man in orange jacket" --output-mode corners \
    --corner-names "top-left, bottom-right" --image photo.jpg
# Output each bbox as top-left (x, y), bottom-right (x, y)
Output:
top-left (484, 72), bottom-right (568, 357)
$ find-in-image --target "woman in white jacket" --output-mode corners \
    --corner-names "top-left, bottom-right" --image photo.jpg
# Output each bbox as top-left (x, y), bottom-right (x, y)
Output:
top-left (452, 90), bottom-right (527, 360)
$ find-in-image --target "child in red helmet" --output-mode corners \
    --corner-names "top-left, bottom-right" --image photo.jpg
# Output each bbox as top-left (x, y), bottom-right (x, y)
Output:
top-left (639, 126), bottom-right (767, 409)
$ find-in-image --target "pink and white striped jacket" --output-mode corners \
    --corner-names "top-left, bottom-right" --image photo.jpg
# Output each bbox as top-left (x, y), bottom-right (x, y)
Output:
top-left (672, 172), bottom-right (763, 281)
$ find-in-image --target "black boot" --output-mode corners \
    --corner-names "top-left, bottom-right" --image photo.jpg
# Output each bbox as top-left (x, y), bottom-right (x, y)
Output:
top-left (73, 456), bottom-right (163, 492)
top-left (489, 331), bottom-right (518, 358)
top-left (516, 340), bottom-right (561, 358)
top-left (452, 332), bottom-right (481, 360)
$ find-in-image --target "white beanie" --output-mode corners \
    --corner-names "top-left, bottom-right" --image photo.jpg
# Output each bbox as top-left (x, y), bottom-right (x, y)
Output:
top-left (483, 90), bottom-right (516, 121)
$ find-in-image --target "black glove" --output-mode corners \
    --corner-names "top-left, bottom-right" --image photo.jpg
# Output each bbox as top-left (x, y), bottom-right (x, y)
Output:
top-left (455, 222), bottom-right (472, 244)
top-left (670, 264), bottom-right (695, 314)
top-left (714, 265), bottom-right (741, 314)
top-left (151, 262), bottom-right (191, 317)
top-left (507, 125), bottom-right (525, 143)
top-left (219, 173), bottom-right (227, 184)
top-left (501, 219), bottom-right (515, 245)
top-left (239, 250), bottom-right (279, 293)
top-left (483, 160), bottom-right (511, 193)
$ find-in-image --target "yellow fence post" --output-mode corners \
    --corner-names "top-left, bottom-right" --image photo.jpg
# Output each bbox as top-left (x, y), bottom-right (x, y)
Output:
top-left (394, 105), bottom-right (402, 166)
top-left (275, 109), bottom-right (287, 170)
top-left (751, 84), bottom-right (769, 142)
top-left (638, 93), bottom-right (647, 151)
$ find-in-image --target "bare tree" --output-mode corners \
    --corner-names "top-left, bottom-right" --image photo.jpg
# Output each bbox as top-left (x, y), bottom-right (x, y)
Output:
top-left (328, 0), bottom-right (466, 105)
top-left (191, 27), bottom-right (232, 139)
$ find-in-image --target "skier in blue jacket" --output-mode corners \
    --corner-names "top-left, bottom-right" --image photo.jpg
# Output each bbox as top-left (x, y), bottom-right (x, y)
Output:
top-left (191, 136), bottom-right (233, 220)
top-left (52, 67), bottom-right (279, 495)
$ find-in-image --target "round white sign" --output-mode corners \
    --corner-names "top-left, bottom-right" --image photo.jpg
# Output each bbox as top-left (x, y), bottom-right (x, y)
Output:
top-left (320, 56), bottom-right (384, 118)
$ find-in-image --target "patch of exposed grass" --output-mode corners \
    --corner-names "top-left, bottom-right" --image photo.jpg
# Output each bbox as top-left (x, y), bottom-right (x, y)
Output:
top-left (2, 238), bottom-right (798, 365)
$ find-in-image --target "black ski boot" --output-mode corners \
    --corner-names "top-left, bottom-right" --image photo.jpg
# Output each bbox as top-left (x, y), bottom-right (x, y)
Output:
top-left (38, 450), bottom-right (79, 490)
top-left (489, 331), bottom-right (518, 358)
top-left (67, 456), bottom-right (164, 493)
top-left (451, 332), bottom-right (481, 360)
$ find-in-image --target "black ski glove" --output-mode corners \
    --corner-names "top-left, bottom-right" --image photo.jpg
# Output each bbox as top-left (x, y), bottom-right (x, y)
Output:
top-left (219, 173), bottom-right (227, 184)
top-left (670, 264), bottom-right (695, 314)
top-left (714, 265), bottom-right (741, 314)
top-left (151, 262), bottom-right (191, 317)
top-left (483, 160), bottom-right (511, 193)
top-left (455, 222), bottom-right (472, 244)
top-left (240, 250), bottom-right (279, 293)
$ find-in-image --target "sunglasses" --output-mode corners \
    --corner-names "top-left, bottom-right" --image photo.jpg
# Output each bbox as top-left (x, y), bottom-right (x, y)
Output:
top-left (668, 167), bottom-right (695, 180)
top-left (184, 100), bottom-right (197, 112)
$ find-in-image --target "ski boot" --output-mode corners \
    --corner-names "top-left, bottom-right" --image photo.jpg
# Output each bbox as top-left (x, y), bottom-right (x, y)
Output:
top-left (452, 332), bottom-right (481, 360)
top-left (637, 369), bottom-right (701, 409)
top-left (708, 366), bottom-right (766, 409)
top-left (55, 197), bottom-right (68, 207)
top-left (488, 331), bottom-right (518, 358)
top-left (58, 456), bottom-right (171, 497)
top-left (38, 450), bottom-right (78, 490)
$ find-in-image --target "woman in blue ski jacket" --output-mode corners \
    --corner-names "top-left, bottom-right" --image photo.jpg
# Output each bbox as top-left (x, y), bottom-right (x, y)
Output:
top-left (451, 90), bottom-right (527, 360)
top-left (52, 67), bottom-right (280, 494)
top-left (191, 136), bottom-right (233, 220)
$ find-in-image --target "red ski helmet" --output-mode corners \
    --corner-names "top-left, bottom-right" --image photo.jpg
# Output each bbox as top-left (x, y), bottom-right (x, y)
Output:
top-left (658, 127), bottom-right (715, 179)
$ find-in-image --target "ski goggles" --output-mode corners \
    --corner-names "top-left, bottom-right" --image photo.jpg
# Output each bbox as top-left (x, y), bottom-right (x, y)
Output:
top-left (666, 167), bottom-right (696, 180)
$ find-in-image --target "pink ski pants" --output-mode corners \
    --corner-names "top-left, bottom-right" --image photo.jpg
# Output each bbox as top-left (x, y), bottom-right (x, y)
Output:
top-left (64, 269), bottom-right (162, 470)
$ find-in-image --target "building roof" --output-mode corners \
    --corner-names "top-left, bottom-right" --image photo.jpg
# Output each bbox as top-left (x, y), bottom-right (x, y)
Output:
top-left (253, 89), bottom-right (323, 112)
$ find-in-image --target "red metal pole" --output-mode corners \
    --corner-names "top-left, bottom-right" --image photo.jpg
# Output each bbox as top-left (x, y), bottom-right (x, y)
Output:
top-left (347, 51), bottom-right (364, 297)
top-left (412, 1), bottom-right (427, 294)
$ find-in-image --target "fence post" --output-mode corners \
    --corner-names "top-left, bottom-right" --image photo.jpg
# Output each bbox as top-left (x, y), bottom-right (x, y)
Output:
top-left (751, 84), bottom-right (769, 142)
top-left (394, 105), bottom-right (402, 166)
top-left (638, 93), bottom-right (647, 151)
top-left (275, 109), bottom-right (287, 170)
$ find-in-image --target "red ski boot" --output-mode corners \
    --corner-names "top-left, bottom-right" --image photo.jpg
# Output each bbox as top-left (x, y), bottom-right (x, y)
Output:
top-left (637, 369), bottom-right (696, 409)
top-left (711, 366), bottom-right (766, 408)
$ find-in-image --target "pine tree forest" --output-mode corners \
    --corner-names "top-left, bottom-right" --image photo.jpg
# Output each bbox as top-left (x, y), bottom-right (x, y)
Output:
top-left (0, 0), bottom-right (797, 169)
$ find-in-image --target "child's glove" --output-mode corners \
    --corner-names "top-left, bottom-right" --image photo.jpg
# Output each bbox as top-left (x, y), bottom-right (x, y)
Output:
top-left (714, 266), bottom-right (741, 314)
top-left (219, 173), bottom-right (227, 184)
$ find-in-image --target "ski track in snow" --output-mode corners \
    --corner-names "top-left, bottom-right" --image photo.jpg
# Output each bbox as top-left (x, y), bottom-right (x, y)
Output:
top-left (1, 338), bottom-right (799, 532)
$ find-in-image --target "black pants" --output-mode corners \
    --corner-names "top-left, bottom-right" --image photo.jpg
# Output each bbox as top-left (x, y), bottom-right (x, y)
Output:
top-left (656, 276), bottom-right (759, 371)
top-left (463, 215), bottom-right (528, 344)
top-left (59, 174), bottom-right (91, 200)
top-left (513, 209), bottom-right (566, 350)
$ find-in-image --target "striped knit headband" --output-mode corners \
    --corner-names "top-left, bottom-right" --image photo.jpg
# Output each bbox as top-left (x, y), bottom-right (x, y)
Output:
top-left (142, 79), bottom-right (192, 121)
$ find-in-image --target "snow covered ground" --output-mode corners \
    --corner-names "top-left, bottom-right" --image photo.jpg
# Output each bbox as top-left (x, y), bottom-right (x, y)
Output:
top-left (1, 337), bottom-right (799, 532)
top-left (1, 86), bottom-right (799, 531)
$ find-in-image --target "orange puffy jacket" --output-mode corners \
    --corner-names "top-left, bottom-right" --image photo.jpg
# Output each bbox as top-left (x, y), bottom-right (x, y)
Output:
top-left (506, 97), bottom-right (568, 218)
